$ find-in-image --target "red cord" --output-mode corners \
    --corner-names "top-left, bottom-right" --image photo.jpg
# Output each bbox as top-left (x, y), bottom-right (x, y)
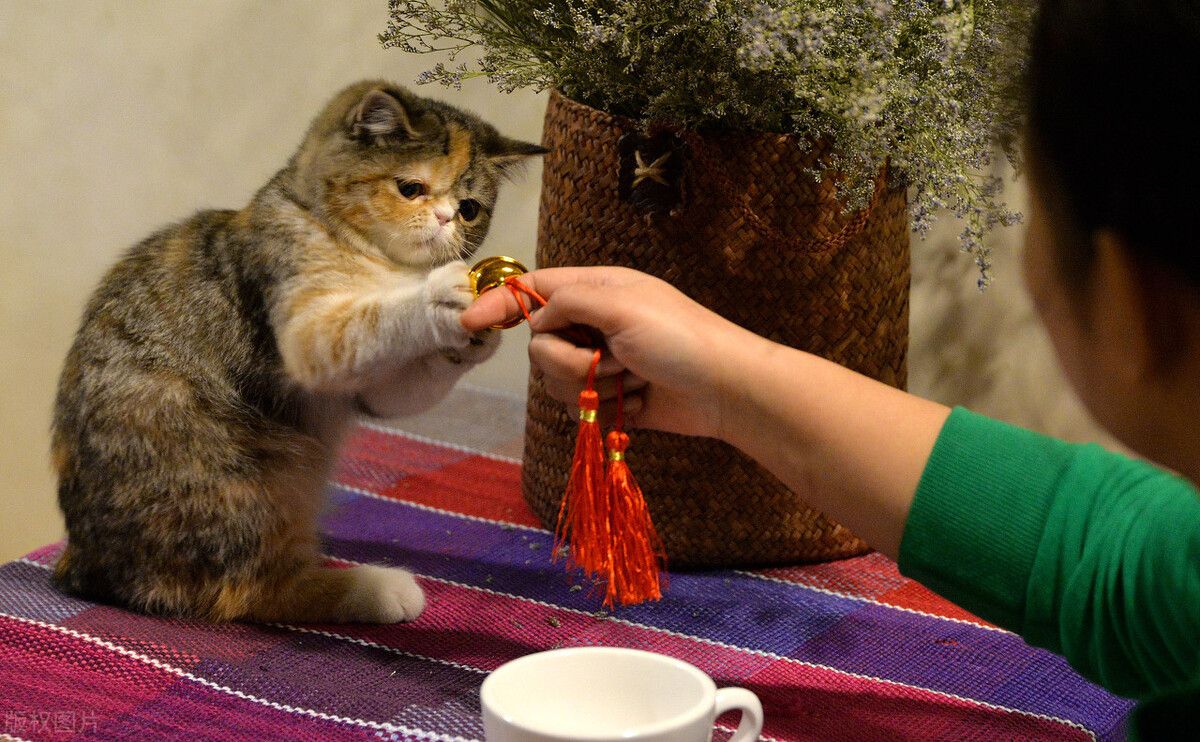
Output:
top-left (504, 277), bottom-right (598, 347)
top-left (503, 277), bottom-right (545, 323)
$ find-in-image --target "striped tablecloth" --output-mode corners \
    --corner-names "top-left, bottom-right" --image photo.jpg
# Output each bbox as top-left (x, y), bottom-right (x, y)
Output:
top-left (0, 423), bottom-right (1133, 741)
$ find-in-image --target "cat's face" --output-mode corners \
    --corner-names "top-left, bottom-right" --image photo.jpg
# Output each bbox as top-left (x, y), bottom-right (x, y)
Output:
top-left (293, 82), bottom-right (545, 268)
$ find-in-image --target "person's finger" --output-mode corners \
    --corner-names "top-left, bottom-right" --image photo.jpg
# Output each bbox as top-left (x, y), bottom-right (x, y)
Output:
top-left (460, 280), bottom-right (527, 331)
top-left (528, 333), bottom-right (621, 387)
top-left (592, 373), bottom-right (637, 402)
top-left (618, 387), bottom-right (645, 427)
top-left (620, 374), bottom-right (649, 394)
top-left (594, 353), bottom-right (627, 378)
top-left (541, 378), bottom-right (645, 427)
top-left (596, 392), bottom-right (644, 429)
top-left (460, 266), bottom-right (630, 332)
top-left (592, 373), bottom-right (647, 403)
top-left (526, 282), bottom-right (634, 339)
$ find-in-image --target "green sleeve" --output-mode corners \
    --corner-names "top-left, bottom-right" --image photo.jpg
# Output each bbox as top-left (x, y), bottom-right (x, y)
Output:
top-left (898, 407), bottom-right (1200, 699)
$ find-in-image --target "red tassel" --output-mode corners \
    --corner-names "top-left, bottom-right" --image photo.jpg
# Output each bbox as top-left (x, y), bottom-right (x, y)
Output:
top-left (603, 426), bottom-right (666, 607)
top-left (554, 350), bottom-right (611, 580)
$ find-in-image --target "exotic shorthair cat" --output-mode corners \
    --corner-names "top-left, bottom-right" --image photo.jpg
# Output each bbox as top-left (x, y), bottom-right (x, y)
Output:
top-left (51, 80), bottom-right (545, 624)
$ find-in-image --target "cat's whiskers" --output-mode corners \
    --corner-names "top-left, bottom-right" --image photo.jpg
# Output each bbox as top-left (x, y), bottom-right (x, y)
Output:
top-left (456, 234), bottom-right (484, 262)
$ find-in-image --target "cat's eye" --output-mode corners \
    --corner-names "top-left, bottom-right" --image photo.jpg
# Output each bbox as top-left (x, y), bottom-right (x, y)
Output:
top-left (458, 199), bottom-right (482, 223)
top-left (397, 180), bottom-right (425, 199)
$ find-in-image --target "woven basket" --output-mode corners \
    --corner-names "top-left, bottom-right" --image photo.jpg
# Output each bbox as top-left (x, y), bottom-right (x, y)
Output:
top-left (523, 90), bottom-right (910, 568)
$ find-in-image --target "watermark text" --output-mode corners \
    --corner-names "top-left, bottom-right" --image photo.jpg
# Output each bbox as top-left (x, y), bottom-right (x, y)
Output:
top-left (4, 710), bottom-right (100, 736)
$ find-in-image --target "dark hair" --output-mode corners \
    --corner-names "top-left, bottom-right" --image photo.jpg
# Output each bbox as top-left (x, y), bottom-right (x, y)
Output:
top-left (1028, 0), bottom-right (1200, 286)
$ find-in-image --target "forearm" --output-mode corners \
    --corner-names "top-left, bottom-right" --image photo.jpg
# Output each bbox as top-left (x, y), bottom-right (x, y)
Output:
top-left (715, 332), bottom-right (951, 559)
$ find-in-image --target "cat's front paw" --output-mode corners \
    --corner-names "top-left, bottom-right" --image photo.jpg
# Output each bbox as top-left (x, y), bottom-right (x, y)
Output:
top-left (440, 327), bottom-right (501, 367)
top-left (336, 565), bottom-right (425, 623)
top-left (423, 261), bottom-right (473, 349)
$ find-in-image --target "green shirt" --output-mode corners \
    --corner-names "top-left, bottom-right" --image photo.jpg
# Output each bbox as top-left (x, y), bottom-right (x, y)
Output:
top-left (899, 407), bottom-right (1200, 739)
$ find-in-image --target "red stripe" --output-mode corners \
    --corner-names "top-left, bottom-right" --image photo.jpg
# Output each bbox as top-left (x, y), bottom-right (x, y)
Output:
top-left (0, 615), bottom-right (172, 722)
top-left (336, 427), bottom-right (471, 494)
top-left (379, 454), bottom-right (542, 529)
top-left (0, 615), bottom-right (379, 741)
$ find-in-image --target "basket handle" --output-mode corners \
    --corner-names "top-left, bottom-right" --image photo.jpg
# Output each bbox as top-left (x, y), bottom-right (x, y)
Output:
top-left (680, 131), bottom-right (884, 255)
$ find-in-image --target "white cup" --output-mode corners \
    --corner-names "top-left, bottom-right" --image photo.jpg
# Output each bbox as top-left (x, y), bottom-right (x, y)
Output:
top-left (480, 647), bottom-right (764, 742)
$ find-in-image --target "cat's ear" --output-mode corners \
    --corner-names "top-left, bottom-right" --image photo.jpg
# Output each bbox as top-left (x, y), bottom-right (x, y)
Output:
top-left (485, 136), bottom-right (549, 175)
top-left (347, 89), bottom-right (418, 141)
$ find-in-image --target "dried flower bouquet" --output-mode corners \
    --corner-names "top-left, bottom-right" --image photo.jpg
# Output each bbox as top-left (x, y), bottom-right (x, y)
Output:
top-left (381, 0), bottom-right (1034, 285)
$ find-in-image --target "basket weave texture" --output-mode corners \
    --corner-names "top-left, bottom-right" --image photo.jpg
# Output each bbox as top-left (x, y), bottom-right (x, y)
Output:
top-left (523, 90), bottom-right (911, 567)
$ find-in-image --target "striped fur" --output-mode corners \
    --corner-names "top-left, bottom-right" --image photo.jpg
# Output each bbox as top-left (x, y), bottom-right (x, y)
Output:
top-left (50, 80), bottom-right (544, 623)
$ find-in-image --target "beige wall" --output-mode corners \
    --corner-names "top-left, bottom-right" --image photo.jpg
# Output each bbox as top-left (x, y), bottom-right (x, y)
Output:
top-left (0, 1), bottom-right (545, 561)
top-left (0, 2), bottom-right (1111, 564)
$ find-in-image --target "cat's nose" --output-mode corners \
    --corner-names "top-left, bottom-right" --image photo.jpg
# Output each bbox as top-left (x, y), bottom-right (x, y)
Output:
top-left (433, 205), bottom-right (456, 227)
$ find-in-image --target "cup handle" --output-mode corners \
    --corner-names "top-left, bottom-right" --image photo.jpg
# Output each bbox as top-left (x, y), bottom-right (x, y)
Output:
top-left (714, 687), bottom-right (764, 741)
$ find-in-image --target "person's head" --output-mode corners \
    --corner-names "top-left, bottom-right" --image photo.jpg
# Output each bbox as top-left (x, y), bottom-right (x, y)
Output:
top-left (1023, 0), bottom-right (1200, 465)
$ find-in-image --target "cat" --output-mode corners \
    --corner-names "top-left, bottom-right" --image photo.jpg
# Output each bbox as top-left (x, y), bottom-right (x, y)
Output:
top-left (50, 80), bottom-right (546, 624)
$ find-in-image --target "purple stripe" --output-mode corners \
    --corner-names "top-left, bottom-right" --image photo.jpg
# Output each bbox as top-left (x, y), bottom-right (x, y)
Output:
top-left (62, 604), bottom-right (291, 670)
top-left (794, 603), bottom-right (1135, 733)
top-left (322, 488), bottom-right (1132, 731)
top-left (324, 486), bottom-right (855, 644)
top-left (90, 675), bottom-right (382, 742)
top-left (0, 560), bottom-right (95, 624)
top-left (202, 630), bottom-right (485, 740)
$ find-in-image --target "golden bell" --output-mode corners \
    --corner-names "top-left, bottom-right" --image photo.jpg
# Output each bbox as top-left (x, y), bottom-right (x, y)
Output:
top-left (469, 255), bottom-right (530, 329)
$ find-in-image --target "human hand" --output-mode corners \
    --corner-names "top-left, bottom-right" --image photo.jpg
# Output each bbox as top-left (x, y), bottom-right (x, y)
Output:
top-left (460, 266), bottom-right (764, 439)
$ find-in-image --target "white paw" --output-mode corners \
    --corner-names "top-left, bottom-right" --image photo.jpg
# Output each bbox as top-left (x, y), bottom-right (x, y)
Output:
top-left (440, 327), bottom-right (501, 367)
top-left (337, 565), bottom-right (426, 623)
top-left (423, 260), bottom-right (473, 349)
